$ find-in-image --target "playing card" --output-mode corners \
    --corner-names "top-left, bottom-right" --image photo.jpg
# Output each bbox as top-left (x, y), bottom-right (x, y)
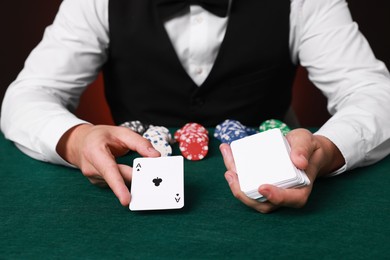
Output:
top-left (230, 128), bottom-right (310, 201)
top-left (129, 156), bottom-right (184, 211)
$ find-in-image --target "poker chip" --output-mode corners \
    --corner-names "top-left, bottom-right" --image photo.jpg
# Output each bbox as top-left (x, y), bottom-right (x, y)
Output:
top-left (143, 125), bottom-right (173, 157)
top-left (214, 119), bottom-right (258, 144)
top-left (148, 125), bottom-right (173, 143)
top-left (174, 123), bottom-right (209, 161)
top-left (259, 119), bottom-right (291, 135)
top-left (179, 138), bottom-right (209, 161)
top-left (119, 120), bottom-right (149, 135)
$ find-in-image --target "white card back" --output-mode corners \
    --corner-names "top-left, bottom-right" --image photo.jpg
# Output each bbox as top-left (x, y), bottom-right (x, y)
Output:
top-left (231, 129), bottom-right (307, 198)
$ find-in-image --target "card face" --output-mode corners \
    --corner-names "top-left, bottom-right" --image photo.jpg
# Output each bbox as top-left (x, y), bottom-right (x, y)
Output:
top-left (230, 129), bottom-right (310, 200)
top-left (129, 156), bottom-right (184, 211)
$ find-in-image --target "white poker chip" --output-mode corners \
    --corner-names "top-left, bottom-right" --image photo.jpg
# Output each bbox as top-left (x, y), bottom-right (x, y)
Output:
top-left (150, 138), bottom-right (172, 157)
top-left (143, 126), bottom-right (173, 156)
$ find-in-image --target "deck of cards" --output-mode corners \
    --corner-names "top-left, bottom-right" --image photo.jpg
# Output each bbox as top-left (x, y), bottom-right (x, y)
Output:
top-left (129, 156), bottom-right (184, 211)
top-left (231, 128), bottom-right (310, 202)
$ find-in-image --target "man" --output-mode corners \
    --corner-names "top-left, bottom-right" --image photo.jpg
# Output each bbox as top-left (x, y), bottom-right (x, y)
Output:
top-left (2, 0), bottom-right (390, 213)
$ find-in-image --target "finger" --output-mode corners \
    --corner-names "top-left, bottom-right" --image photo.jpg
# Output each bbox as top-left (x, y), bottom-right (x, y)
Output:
top-left (253, 201), bottom-right (280, 214)
top-left (87, 175), bottom-right (107, 187)
top-left (225, 170), bottom-right (258, 208)
top-left (90, 148), bottom-right (131, 206)
top-left (220, 144), bottom-right (237, 172)
top-left (225, 171), bottom-right (280, 213)
top-left (259, 184), bottom-right (310, 209)
top-left (79, 162), bottom-right (108, 187)
top-left (286, 129), bottom-right (314, 170)
top-left (117, 129), bottom-right (161, 157)
top-left (118, 164), bottom-right (133, 186)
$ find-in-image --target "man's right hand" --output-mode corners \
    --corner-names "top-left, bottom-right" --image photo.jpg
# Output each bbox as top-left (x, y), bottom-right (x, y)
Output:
top-left (56, 124), bottom-right (160, 207)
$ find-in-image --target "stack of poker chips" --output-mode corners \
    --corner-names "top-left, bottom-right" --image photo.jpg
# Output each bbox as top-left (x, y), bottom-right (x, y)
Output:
top-left (142, 125), bottom-right (173, 157)
top-left (214, 119), bottom-right (258, 144)
top-left (119, 120), bottom-right (149, 135)
top-left (259, 119), bottom-right (291, 135)
top-left (119, 121), bottom-right (173, 156)
top-left (174, 123), bottom-right (209, 161)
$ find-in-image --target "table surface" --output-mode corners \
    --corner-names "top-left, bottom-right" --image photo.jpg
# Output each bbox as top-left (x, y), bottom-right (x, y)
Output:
top-left (1, 130), bottom-right (389, 259)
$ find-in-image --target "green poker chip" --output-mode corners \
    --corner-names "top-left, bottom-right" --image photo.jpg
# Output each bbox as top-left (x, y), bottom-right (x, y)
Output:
top-left (259, 119), bottom-right (291, 135)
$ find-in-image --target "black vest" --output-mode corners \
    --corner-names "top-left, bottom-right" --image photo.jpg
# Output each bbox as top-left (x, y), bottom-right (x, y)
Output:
top-left (103, 0), bottom-right (297, 127)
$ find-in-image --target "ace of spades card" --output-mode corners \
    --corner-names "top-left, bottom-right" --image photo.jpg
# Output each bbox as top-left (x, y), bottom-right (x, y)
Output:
top-left (129, 156), bottom-right (184, 211)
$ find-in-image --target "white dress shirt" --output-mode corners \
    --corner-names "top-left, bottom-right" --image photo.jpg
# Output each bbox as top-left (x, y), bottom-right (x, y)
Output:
top-left (2, 0), bottom-right (390, 174)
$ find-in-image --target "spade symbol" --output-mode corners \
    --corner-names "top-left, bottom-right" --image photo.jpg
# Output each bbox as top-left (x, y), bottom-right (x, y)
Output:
top-left (136, 163), bottom-right (141, 172)
top-left (152, 177), bottom-right (163, 186)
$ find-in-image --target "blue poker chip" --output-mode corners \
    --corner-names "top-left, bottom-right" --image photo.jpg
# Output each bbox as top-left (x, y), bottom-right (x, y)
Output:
top-left (214, 119), bottom-right (257, 144)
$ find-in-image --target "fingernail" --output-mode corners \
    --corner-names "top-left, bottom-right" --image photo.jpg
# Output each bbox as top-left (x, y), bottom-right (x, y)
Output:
top-left (259, 186), bottom-right (269, 198)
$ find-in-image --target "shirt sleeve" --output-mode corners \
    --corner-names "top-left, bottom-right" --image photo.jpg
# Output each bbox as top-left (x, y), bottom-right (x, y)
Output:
top-left (290, 0), bottom-right (390, 174)
top-left (0, 0), bottom-right (110, 166)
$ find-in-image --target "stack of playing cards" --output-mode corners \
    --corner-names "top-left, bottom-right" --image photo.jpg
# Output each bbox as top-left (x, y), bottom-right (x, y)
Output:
top-left (129, 156), bottom-right (184, 211)
top-left (230, 128), bottom-right (310, 202)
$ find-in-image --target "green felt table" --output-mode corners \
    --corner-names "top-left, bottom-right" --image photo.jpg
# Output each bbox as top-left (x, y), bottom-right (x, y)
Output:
top-left (1, 130), bottom-right (389, 259)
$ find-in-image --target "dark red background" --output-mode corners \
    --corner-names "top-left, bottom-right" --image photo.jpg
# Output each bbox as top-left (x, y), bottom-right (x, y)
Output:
top-left (1, 0), bottom-right (389, 127)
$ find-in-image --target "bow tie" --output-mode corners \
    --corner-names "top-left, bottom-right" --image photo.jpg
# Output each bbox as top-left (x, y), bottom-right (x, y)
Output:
top-left (157, 0), bottom-right (229, 19)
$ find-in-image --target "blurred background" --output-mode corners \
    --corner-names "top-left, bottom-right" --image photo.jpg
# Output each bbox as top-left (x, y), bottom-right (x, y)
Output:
top-left (0, 0), bottom-right (389, 127)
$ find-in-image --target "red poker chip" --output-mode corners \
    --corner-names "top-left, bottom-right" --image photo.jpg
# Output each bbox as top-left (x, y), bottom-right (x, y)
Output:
top-left (175, 123), bottom-right (209, 141)
top-left (181, 123), bottom-right (208, 134)
top-left (175, 122), bottom-right (209, 160)
top-left (179, 138), bottom-right (209, 161)
top-left (174, 128), bottom-right (183, 142)
top-left (179, 132), bottom-right (209, 142)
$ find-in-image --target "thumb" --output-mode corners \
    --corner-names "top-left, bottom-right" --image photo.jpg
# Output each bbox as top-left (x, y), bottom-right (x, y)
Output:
top-left (286, 129), bottom-right (314, 170)
top-left (259, 184), bottom-right (309, 208)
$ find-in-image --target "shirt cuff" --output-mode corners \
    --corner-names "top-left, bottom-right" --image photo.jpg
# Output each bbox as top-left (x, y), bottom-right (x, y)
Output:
top-left (38, 113), bottom-right (90, 167)
top-left (314, 119), bottom-right (365, 175)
